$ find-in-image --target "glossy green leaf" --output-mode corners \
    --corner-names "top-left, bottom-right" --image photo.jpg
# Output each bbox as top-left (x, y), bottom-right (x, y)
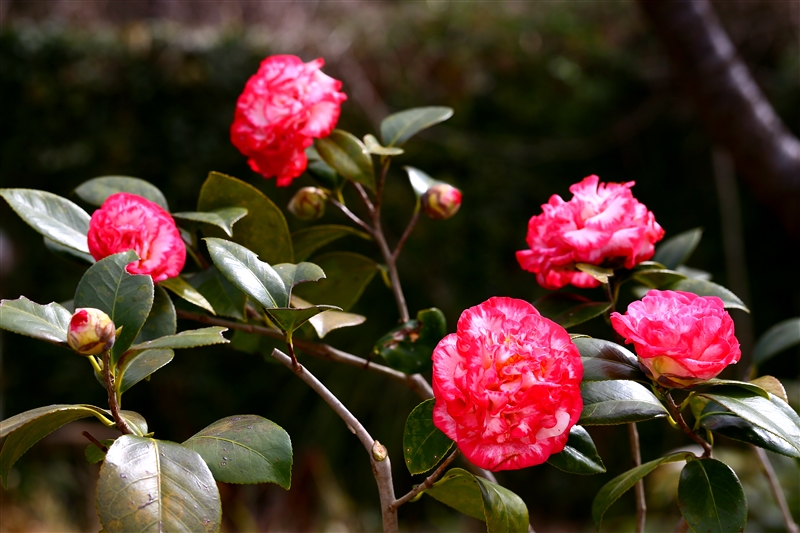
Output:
top-left (631, 268), bottom-right (687, 289)
top-left (291, 225), bottom-right (371, 262)
top-left (205, 237), bottom-right (287, 308)
top-left (305, 147), bottom-right (343, 190)
top-left (573, 337), bottom-right (645, 382)
top-left (752, 317), bottom-right (800, 366)
top-left (159, 275), bottom-right (215, 315)
top-left (308, 310), bottom-right (366, 338)
top-left (575, 263), bottom-right (613, 284)
top-left (404, 166), bottom-right (440, 197)
top-left (134, 285), bottom-right (176, 344)
top-left (374, 308), bottom-right (447, 374)
top-left (380, 106), bottom-right (454, 147)
top-left (580, 380), bottom-right (668, 425)
top-left (128, 326), bottom-right (228, 352)
top-left (688, 379), bottom-right (769, 399)
top-left (274, 262), bottom-right (326, 295)
top-left (74, 250), bottom-right (154, 365)
top-left (0, 296), bottom-right (71, 345)
top-left (43, 236), bottom-right (95, 264)
top-left (750, 375), bottom-right (788, 402)
top-left (188, 267), bottom-right (247, 320)
top-left (266, 305), bottom-right (340, 336)
top-left (293, 252), bottom-right (378, 311)
top-left (403, 399), bottom-right (454, 475)
top-left (85, 439), bottom-right (115, 464)
top-left (73, 176), bottom-right (169, 210)
top-left (363, 133), bottom-right (404, 156)
top-left (699, 387), bottom-right (800, 456)
top-left (653, 227), bottom-right (703, 269)
top-left (422, 468), bottom-right (529, 533)
top-left (663, 278), bottom-right (749, 312)
top-left (315, 130), bottom-right (375, 192)
top-left (0, 404), bottom-right (116, 487)
top-left (197, 171), bottom-right (292, 265)
top-left (700, 400), bottom-right (800, 459)
top-left (118, 349), bottom-right (175, 394)
top-left (172, 207), bottom-right (248, 238)
top-left (183, 415), bottom-right (292, 488)
top-left (592, 452), bottom-right (691, 530)
top-left (546, 425), bottom-right (606, 475)
top-left (0, 188), bottom-right (91, 253)
top-left (678, 458), bottom-right (747, 533)
top-left (533, 292), bottom-right (611, 329)
top-left (97, 435), bottom-right (221, 533)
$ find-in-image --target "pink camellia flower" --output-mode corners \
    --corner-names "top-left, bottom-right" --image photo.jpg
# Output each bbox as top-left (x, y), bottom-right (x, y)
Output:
top-left (88, 193), bottom-right (186, 282)
top-left (231, 55), bottom-right (347, 186)
top-left (611, 290), bottom-right (741, 388)
top-left (516, 175), bottom-right (664, 290)
top-left (432, 296), bottom-right (583, 471)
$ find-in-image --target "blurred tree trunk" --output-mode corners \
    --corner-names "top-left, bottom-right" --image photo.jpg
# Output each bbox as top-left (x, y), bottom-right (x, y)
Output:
top-left (637, 0), bottom-right (800, 237)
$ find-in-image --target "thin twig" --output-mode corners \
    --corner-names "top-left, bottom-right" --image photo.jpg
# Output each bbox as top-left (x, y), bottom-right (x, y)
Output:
top-left (374, 157), bottom-right (391, 214)
top-left (271, 348), bottom-right (398, 533)
top-left (102, 351), bottom-right (133, 435)
top-left (81, 431), bottom-right (108, 452)
top-left (329, 198), bottom-right (375, 235)
top-left (391, 450), bottom-right (460, 509)
top-left (392, 208), bottom-right (420, 262)
top-left (752, 444), bottom-right (800, 533)
top-left (628, 423), bottom-right (646, 533)
top-left (664, 392), bottom-right (712, 458)
top-left (354, 182), bottom-right (376, 213)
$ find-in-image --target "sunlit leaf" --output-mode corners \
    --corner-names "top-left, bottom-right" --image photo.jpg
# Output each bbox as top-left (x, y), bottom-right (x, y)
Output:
top-left (363, 133), bottom-right (404, 156)
top-left (128, 326), bottom-right (228, 352)
top-left (160, 275), bottom-right (216, 315)
top-left (663, 278), bottom-right (749, 312)
top-left (205, 238), bottom-right (286, 308)
top-left (172, 207), bottom-right (248, 237)
top-left (575, 263), bottom-right (613, 284)
top-left (118, 349), bottom-right (175, 394)
top-left (0, 188), bottom-right (90, 253)
top-left (404, 166), bottom-right (441, 197)
top-left (73, 176), bottom-right (169, 210)
top-left (188, 267), bottom-right (247, 320)
top-left (315, 130), bottom-right (375, 192)
top-left (0, 296), bottom-right (71, 345)
top-left (580, 380), bottom-right (668, 425)
top-left (380, 106), bottom-right (454, 147)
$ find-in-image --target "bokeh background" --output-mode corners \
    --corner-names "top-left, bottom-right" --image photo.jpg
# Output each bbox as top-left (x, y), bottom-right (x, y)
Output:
top-left (0, 1), bottom-right (798, 532)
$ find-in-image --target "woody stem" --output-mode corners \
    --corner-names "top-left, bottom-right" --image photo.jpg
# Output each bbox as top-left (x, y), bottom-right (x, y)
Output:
top-left (102, 351), bottom-right (133, 435)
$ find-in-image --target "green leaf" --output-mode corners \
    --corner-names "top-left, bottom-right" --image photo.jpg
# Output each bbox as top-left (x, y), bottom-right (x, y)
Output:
top-left (546, 425), bottom-right (606, 475)
top-left (128, 327), bottom-right (228, 352)
top-left (699, 400), bottom-right (800, 459)
top-left (73, 176), bottom-right (169, 210)
top-left (374, 308), bottom-right (447, 374)
top-left (573, 337), bottom-right (645, 382)
top-left (663, 278), bottom-right (749, 313)
top-left (274, 262), bottom-right (326, 295)
top-left (159, 275), bottom-right (215, 315)
top-left (653, 227), bottom-right (703, 269)
top-left (172, 207), bottom-right (248, 238)
top-left (118, 349), bottom-right (175, 394)
top-left (188, 267), bottom-right (247, 320)
top-left (630, 268), bottom-right (687, 289)
top-left (305, 148), bottom-right (343, 190)
top-left (575, 263), bottom-right (613, 284)
top-left (404, 166), bottom-right (441, 197)
top-left (308, 310), bottom-right (366, 338)
top-left (266, 305), bottom-right (340, 336)
top-left (678, 458), bottom-right (747, 533)
top-left (0, 404), bottom-right (116, 488)
top-left (688, 379), bottom-right (769, 399)
top-left (380, 106), bottom-right (454, 147)
top-left (752, 318), bottom-right (800, 366)
top-left (363, 133), bottom-right (404, 156)
top-left (580, 380), bottom-right (668, 425)
top-left (532, 293), bottom-right (611, 329)
top-left (183, 415), bottom-right (292, 488)
top-left (403, 399), bottom-right (454, 475)
top-left (134, 285), bottom-right (176, 344)
top-left (74, 250), bottom-right (154, 365)
top-left (96, 436), bottom-right (221, 533)
top-left (85, 439), bottom-right (115, 464)
top-left (699, 387), bottom-right (800, 457)
top-left (0, 188), bottom-right (91, 253)
top-left (592, 452), bottom-right (691, 530)
top-left (0, 296), bottom-right (71, 345)
top-left (205, 237), bottom-right (287, 308)
top-left (43, 236), bottom-right (95, 264)
top-left (292, 252), bottom-right (378, 311)
top-left (197, 171), bottom-right (292, 265)
top-left (315, 130), bottom-right (376, 192)
top-left (291, 225), bottom-right (371, 263)
top-left (422, 468), bottom-right (529, 533)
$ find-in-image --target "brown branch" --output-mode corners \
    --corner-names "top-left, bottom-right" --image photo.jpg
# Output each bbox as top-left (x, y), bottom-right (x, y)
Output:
top-left (81, 431), bottom-right (108, 453)
top-left (391, 450), bottom-right (460, 509)
top-left (664, 392), bottom-right (712, 458)
top-left (753, 445), bottom-right (800, 533)
top-left (102, 351), bottom-right (133, 435)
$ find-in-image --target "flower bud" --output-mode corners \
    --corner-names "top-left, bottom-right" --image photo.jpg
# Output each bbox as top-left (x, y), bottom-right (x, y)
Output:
top-left (68, 308), bottom-right (116, 356)
top-left (421, 184), bottom-right (461, 220)
top-left (372, 440), bottom-right (388, 462)
top-left (288, 187), bottom-right (328, 221)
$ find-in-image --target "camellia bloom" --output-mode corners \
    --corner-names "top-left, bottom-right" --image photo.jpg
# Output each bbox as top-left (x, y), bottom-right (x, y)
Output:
top-left (68, 308), bottom-right (115, 356)
top-left (432, 297), bottom-right (583, 471)
top-left (611, 290), bottom-right (741, 388)
top-left (88, 193), bottom-right (186, 282)
top-left (516, 175), bottom-right (664, 290)
top-left (231, 55), bottom-right (347, 186)
top-left (421, 183), bottom-right (462, 220)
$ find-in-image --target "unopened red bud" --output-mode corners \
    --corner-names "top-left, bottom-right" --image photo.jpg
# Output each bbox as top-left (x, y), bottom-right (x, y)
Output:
top-left (422, 184), bottom-right (461, 220)
top-left (68, 308), bottom-right (116, 356)
top-left (288, 187), bottom-right (327, 221)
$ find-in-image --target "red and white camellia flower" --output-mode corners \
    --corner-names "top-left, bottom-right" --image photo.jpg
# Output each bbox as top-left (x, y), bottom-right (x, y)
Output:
top-left (611, 290), bottom-right (741, 388)
top-left (231, 54), bottom-right (347, 186)
top-left (432, 297), bottom-right (583, 471)
top-left (516, 175), bottom-right (664, 290)
top-left (87, 192), bottom-right (186, 283)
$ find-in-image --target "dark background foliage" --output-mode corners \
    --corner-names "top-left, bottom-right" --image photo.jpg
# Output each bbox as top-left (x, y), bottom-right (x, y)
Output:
top-left (0, 2), bottom-right (797, 531)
